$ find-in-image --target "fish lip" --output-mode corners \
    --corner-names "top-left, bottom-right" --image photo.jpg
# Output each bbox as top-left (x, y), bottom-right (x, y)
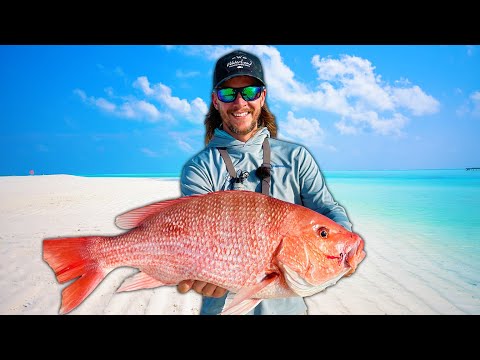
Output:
top-left (345, 247), bottom-right (357, 266)
top-left (344, 238), bottom-right (365, 272)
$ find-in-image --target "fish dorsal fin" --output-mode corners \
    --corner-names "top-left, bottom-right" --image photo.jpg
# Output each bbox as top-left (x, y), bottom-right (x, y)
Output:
top-left (220, 273), bottom-right (278, 315)
top-left (115, 193), bottom-right (206, 230)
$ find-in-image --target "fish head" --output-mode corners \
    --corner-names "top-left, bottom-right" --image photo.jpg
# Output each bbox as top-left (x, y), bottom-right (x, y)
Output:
top-left (277, 208), bottom-right (366, 297)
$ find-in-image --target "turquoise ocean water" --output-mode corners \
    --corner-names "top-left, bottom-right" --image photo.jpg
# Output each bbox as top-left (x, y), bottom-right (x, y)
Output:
top-left (323, 169), bottom-right (480, 309)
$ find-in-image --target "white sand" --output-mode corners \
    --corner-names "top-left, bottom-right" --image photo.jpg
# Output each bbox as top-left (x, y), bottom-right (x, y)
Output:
top-left (1, 175), bottom-right (478, 315)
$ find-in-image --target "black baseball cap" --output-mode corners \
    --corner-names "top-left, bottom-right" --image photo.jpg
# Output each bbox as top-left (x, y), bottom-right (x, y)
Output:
top-left (213, 50), bottom-right (265, 89)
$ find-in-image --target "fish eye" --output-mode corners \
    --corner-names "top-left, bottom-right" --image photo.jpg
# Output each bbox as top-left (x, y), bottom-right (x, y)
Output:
top-left (318, 227), bottom-right (329, 238)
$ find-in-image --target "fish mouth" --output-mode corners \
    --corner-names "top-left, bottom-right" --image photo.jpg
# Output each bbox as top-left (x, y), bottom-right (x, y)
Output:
top-left (344, 237), bottom-right (366, 276)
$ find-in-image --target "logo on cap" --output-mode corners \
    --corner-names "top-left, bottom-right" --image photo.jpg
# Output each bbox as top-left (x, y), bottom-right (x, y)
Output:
top-left (226, 55), bottom-right (253, 69)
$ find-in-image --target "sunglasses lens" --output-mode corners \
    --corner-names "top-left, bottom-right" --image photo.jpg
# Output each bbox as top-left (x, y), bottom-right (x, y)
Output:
top-left (217, 88), bottom-right (237, 103)
top-left (242, 86), bottom-right (262, 101)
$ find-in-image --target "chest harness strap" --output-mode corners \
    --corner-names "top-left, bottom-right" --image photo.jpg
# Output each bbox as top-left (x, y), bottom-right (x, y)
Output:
top-left (217, 137), bottom-right (271, 196)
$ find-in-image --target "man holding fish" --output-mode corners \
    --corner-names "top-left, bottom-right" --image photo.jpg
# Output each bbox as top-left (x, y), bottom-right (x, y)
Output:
top-left (177, 49), bottom-right (359, 315)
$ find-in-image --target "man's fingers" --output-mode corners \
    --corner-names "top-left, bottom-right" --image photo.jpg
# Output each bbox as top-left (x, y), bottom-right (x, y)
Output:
top-left (192, 281), bottom-right (207, 294)
top-left (199, 283), bottom-right (227, 298)
top-left (212, 286), bottom-right (228, 298)
top-left (202, 283), bottom-right (220, 297)
top-left (177, 279), bottom-right (194, 294)
top-left (178, 280), bottom-right (228, 298)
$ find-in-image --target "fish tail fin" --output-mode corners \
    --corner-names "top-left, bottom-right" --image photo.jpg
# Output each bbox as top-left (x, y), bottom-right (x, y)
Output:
top-left (43, 236), bottom-right (107, 315)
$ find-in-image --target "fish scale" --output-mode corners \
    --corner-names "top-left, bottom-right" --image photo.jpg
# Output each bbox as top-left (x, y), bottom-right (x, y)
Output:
top-left (43, 190), bottom-right (365, 315)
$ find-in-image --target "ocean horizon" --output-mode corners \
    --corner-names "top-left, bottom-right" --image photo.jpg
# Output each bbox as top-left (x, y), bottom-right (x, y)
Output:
top-left (70, 167), bottom-right (480, 179)
top-left (3, 167), bottom-right (480, 179)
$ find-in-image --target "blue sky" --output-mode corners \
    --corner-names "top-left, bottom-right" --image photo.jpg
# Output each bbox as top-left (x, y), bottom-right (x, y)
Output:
top-left (1, 45), bottom-right (479, 176)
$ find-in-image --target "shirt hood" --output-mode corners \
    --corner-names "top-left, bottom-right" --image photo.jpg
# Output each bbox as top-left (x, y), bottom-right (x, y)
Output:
top-left (207, 127), bottom-right (270, 150)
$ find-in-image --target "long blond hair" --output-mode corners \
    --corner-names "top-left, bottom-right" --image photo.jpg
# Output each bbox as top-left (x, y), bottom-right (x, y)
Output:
top-left (204, 103), bottom-right (278, 145)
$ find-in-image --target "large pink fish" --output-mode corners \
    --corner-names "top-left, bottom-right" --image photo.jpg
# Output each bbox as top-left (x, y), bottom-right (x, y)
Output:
top-left (43, 190), bottom-right (366, 315)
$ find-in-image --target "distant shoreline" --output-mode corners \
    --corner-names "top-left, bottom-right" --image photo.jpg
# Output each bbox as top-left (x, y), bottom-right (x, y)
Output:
top-left (1, 168), bottom-right (475, 178)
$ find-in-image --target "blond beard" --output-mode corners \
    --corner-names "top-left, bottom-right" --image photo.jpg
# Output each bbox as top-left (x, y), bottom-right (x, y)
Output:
top-left (221, 110), bottom-right (260, 136)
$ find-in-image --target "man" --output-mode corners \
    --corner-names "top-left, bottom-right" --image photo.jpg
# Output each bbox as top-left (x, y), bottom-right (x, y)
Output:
top-left (177, 49), bottom-right (352, 315)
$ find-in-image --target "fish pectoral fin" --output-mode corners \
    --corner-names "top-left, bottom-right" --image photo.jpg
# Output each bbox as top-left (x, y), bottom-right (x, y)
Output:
top-left (220, 273), bottom-right (279, 315)
top-left (117, 271), bottom-right (167, 292)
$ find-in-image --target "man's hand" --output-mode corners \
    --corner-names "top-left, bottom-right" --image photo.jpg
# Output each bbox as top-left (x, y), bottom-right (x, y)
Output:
top-left (177, 280), bottom-right (228, 298)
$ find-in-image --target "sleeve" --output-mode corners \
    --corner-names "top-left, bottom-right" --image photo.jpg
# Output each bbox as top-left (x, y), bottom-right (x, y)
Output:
top-left (180, 158), bottom-right (214, 196)
top-left (298, 147), bottom-right (353, 231)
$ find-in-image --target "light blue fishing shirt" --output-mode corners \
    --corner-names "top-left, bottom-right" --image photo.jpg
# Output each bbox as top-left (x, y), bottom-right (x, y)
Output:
top-left (180, 127), bottom-right (352, 315)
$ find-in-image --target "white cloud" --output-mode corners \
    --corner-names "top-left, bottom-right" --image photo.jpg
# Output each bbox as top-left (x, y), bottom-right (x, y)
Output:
top-left (74, 88), bottom-right (117, 113)
top-left (470, 91), bottom-right (480, 101)
top-left (133, 76), bottom-right (154, 95)
top-left (154, 83), bottom-right (192, 113)
top-left (312, 54), bottom-right (395, 112)
top-left (456, 90), bottom-right (480, 118)
top-left (279, 111), bottom-right (336, 151)
top-left (167, 45), bottom-right (235, 61)
top-left (95, 98), bottom-right (116, 112)
top-left (390, 85), bottom-right (440, 115)
top-left (191, 97), bottom-right (209, 121)
top-left (176, 69), bottom-right (201, 79)
top-left (394, 78), bottom-right (412, 86)
top-left (133, 76), bottom-right (208, 123)
top-left (334, 119), bottom-right (358, 135)
top-left (114, 66), bottom-right (125, 77)
top-left (74, 88), bottom-right (165, 122)
top-left (176, 139), bottom-right (194, 153)
top-left (136, 100), bottom-right (161, 119)
top-left (470, 91), bottom-right (480, 116)
top-left (141, 147), bottom-right (158, 158)
top-left (341, 109), bottom-right (408, 136)
top-left (467, 45), bottom-right (475, 56)
top-left (456, 103), bottom-right (469, 117)
top-left (366, 112), bottom-right (408, 136)
top-left (118, 100), bottom-right (162, 121)
top-left (281, 111), bottom-right (325, 139)
top-left (73, 88), bottom-right (87, 101)
top-left (169, 130), bottom-right (204, 153)
top-left (104, 87), bottom-right (115, 97)
top-left (76, 68), bottom-right (209, 141)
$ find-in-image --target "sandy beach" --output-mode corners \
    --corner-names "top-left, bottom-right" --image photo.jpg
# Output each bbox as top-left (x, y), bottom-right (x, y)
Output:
top-left (1, 175), bottom-right (478, 315)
